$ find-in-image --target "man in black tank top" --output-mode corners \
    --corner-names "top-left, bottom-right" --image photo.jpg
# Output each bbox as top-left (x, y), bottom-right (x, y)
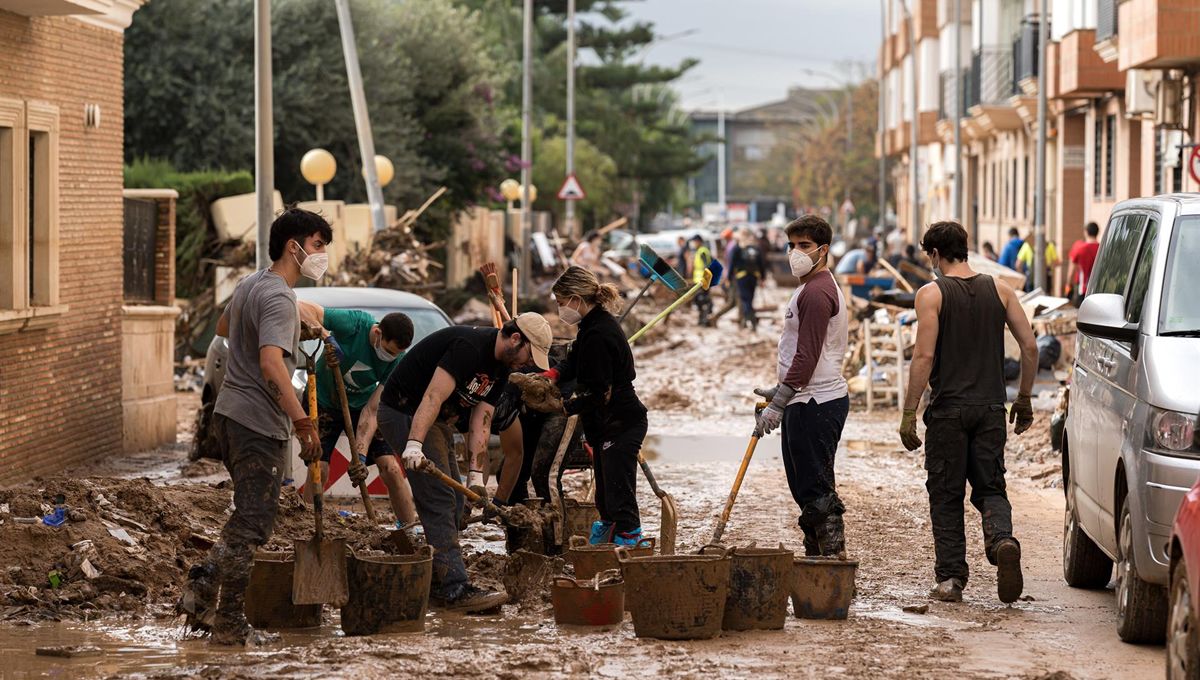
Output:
top-left (899, 221), bottom-right (1039, 605)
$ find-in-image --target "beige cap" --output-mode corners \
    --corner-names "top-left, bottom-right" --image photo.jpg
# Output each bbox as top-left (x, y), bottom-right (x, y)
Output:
top-left (514, 312), bottom-right (552, 370)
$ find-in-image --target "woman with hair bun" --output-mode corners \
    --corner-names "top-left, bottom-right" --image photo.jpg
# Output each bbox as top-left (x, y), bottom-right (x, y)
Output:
top-left (543, 265), bottom-right (648, 545)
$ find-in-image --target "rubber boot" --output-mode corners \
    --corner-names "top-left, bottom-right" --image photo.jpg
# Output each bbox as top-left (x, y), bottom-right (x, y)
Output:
top-left (178, 563), bottom-right (218, 632)
top-left (613, 527), bottom-right (643, 547)
top-left (210, 544), bottom-right (277, 646)
top-left (589, 520), bottom-right (615, 545)
top-left (800, 526), bottom-right (820, 557)
top-left (816, 514), bottom-right (847, 559)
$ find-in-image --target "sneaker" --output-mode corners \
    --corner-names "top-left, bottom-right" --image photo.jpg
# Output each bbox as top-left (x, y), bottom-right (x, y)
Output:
top-left (431, 583), bottom-right (509, 614)
top-left (994, 538), bottom-right (1024, 604)
top-left (589, 520), bottom-right (614, 545)
top-left (612, 527), bottom-right (643, 547)
top-left (929, 578), bottom-right (965, 602)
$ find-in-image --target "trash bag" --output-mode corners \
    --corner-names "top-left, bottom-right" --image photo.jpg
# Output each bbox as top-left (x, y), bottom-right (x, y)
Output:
top-left (1037, 334), bottom-right (1062, 371)
top-left (1003, 358), bottom-right (1022, 382)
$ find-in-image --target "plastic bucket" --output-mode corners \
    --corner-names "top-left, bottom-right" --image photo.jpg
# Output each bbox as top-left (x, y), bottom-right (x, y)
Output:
top-left (245, 551), bottom-right (322, 629)
top-left (340, 547), bottom-right (433, 635)
top-left (618, 546), bottom-right (731, 640)
top-left (790, 557), bottom-right (859, 620)
top-left (566, 535), bottom-right (655, 580)
top-left (551, 571), bottom-right (625, 627)
top-left (703, 544), bottom-right (795, 631)
top-left (562, 499), bottom-right (600, 542)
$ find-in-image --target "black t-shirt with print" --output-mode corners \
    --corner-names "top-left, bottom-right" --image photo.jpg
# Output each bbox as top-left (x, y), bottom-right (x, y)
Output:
top-left (381, 326), bottom-right (510, 424)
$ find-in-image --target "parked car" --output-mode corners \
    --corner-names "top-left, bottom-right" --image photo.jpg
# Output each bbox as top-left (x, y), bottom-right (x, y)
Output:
top-left (1168, 473), bottom-right (1200, 678)
top-left (603, 228), bottom-right (719, 271)
top-left (1062, 193), bottom-right (1200, 643)
top-left (192, 286), bottom-right (453, 462)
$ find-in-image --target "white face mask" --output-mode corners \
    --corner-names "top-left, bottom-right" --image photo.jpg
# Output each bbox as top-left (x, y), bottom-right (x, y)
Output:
top-left (789, 246), bottom-right (822, 279)
top-left (293, 241), bottom-right (329, 281)
top-left (558, 298), bottom-right (583, 326)
top-left (374, 336), bottom-right (397, 363)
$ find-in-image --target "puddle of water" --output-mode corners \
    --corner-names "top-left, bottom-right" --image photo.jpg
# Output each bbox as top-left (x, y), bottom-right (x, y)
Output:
top-left (641, 435), bottom-right (781, 464)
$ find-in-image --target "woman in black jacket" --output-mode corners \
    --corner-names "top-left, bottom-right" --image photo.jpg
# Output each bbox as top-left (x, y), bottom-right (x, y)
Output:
top-left (545, 266), bottom-right (648, 545)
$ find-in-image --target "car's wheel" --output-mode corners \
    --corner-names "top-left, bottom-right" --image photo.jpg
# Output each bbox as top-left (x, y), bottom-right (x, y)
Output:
top-left (1167, 555), bottom-right (1200, 679)
top-left (1063, 480), bottom-right (1113, 588)
top-left (189, 398), bottom-right (221, 462)
top-left (1116, 498), bottom-right (1168, 643)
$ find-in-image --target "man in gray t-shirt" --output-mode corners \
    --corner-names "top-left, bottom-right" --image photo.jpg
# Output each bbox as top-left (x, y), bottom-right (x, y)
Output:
top-left (182, 208), bottom-right (332, 647)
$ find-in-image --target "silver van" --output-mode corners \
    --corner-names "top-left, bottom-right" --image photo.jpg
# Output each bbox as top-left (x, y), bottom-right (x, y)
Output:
top-left (1063, 194), bottom-right (1200, 643)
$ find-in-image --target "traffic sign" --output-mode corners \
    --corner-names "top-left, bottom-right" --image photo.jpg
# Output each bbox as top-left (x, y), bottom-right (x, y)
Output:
top-left (557, 173), bottom-right (586, 201)
top-left (1190, 146), bottom-right (1200, 186)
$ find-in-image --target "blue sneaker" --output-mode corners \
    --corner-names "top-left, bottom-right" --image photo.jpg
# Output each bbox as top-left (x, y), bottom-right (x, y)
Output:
top-left (589, 520), bottom-right (614, 544)
top-left (612, 527), bottom-right (643, 547)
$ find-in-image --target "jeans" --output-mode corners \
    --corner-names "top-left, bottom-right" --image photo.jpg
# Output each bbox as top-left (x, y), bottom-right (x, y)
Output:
top-left (377, 403), bottom-right (466, 597)
top-left (923, 402), bottom-right (1015, 585)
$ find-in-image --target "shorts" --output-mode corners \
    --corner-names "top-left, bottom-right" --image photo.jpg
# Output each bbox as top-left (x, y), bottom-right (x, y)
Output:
top-left (490, 383), bottom-right (522, 435)
top-left (317, 405), bottom-right (393, 466)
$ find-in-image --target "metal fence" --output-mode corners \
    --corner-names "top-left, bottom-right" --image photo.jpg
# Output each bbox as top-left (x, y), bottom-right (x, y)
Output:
top-left (1013, 17), bottom-right (1040, 88)
top-left (1097, 0), bottom-right (1117, 42)
top-left (970, 47), bottom-right (1015, 106)
top-left (940, 68), bottom-right (972, 120)
top-left (123, 197), bottom-right (157, 302)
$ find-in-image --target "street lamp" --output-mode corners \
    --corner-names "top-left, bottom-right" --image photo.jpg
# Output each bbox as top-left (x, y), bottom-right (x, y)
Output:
top-left (897, 0), bottom-right (920, 247)
top-left (500, 178), bottom-right (521, 209)
top-left (361, 155), bottom-right (394, 187)
top-left (300, 148), bottom-right (337, 201)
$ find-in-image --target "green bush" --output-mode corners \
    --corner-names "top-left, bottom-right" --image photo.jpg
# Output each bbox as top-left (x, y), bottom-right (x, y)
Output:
top-left (125, 158), bottom-right (253, 298)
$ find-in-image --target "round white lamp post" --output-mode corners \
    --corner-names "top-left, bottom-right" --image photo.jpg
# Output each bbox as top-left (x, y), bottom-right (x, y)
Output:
top-left (300, 148), bottom-right (337, 201)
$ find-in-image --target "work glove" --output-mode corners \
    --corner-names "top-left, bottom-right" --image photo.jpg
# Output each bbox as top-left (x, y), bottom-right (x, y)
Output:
top-left (348, 454), bottom-right (369, 486)
top-left (1010, 393), bottom-right (1034, 435)
top-left (401, 440), bottom-right (429, 472)
top-left (294, 417), bottom-right (322, 463)
top-left (899, 409), bottom-right (922, 451)
top-left (753, 385), bottom-right (779, 402)
top-left (755, 384), bottom-right (795, 436)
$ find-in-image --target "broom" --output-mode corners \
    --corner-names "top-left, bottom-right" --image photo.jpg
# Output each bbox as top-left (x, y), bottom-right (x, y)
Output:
top-left (478, 262), bottom-right (510, 327)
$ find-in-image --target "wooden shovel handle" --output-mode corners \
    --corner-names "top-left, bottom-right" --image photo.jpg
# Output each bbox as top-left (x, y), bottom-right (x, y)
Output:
top-left (421, 464), bottom-right (509, 521)
top-left (324, 339), bottom-right (378, 523)
top-left (711, 434), bottom-right (760, 545)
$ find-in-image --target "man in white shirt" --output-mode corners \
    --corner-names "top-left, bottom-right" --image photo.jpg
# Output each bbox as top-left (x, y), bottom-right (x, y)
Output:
top-left (755, 215), bottom-right (850, 557)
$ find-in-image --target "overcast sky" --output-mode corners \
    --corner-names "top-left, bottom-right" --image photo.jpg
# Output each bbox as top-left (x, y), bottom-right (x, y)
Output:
top-left (624, 0), bottom-right (882, 112)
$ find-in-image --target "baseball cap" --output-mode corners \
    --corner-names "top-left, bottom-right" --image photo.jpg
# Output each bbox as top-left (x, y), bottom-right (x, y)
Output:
top-left (514, 313), bottom-right (552, 370)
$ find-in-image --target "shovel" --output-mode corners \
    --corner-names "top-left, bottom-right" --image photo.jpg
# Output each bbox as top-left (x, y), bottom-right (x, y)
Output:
top-left (323, 338), bottom-right (377, 523)
top-left (292, 348), bottom-right (349, 607)
top-left (637, 451), bottom-right (679, 555)
top-left (627, 260), bottom-right (723, 345)
top-left (710, 402), bottom-right (769, 545)
top-left (419, 462), bottom-right (515, 524)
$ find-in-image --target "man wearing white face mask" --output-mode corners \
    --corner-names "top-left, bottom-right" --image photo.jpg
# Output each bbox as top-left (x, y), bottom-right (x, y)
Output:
top-left (754, 215), bottom-right (850, 558)
top-left (297, 300), bottom-right (419, 536)
top-left (183, 207), bottom-right (333, 645)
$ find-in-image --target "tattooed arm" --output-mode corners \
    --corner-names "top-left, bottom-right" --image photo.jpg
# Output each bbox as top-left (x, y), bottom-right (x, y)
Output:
top-left (259, 346), bottom-right (308, 422)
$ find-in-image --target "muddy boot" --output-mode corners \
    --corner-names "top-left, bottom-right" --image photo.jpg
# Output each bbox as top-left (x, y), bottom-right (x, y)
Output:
top-left (210, 588), bottom-right (279, 646)
top-left (816, 514), bottom-right (846, 559)
top-left (177, 564), bottom-right (219, 632)
top-left (431, 583), bottom-right (509, 614)
top-left (994, 537), bottom-right (1023, 604)
top-left (801, 526), bottom-right (820, 557)
top-left (929, 578), bottom-right (964, 602)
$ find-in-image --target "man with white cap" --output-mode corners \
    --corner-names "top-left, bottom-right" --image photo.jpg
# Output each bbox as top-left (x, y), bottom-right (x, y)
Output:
top-left (374, 313), bottom-right (552, 612)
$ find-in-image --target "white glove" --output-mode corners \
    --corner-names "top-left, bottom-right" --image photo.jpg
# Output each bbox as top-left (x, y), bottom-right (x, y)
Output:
top-left (756, 384), bottom-right (796, 436)
top-left (401, 440), bottom-right (428, 471)
top-left (468, 470), bottom-right (485, 489)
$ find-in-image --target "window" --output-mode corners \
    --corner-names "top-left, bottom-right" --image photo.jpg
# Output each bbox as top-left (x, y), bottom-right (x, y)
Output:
top-left (1159, 216), bottom-right (1200, 335)
top-left (1090, 214), bottom-right (1145, 297)
top-left (0, 98), bottom-right (59, 321)
top-left (1105, 114), bottom-right (1116, 198)
top-left (1011, 158), bottom-right (1018, 219)
top-left (1124, 216), bottom-right (1158, 324)
top-left (1093, 116), bottom-right (1103, 197)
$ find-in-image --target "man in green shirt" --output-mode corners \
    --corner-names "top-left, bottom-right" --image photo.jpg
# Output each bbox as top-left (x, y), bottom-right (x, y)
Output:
top-left (299, 301), bottom-right (417, 528)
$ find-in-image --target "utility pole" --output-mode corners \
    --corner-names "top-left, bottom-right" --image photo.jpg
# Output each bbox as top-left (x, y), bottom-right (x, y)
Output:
top-left (878, 0), bottom-right (888, 233)
top-left (254, 0), bottom-right (272, 269)
top-left (952, 0), bottom-right (962, 220)
top-left (1033, 0), bottom-right (1048, 290)
top-left (335, 0), bottom-right (386, 234)
top-left (900, 0), bottom-right (919, 246)
top-left (520, 0), bottom-right (533, 296)
top-left (845, 83), bottom-right (853, 235)
top-left (564, 0), bottom-right (576, 237)
top-left (717, 106), bottom-right (727, 219)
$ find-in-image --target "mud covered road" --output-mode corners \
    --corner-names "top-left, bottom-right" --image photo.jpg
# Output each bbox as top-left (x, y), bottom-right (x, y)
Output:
top-left (0, 285), bottom-right (1166, 679)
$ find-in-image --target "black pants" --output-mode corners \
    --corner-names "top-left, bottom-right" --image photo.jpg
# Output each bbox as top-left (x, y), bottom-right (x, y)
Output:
top-left (923, 402), bottom-right (1015, 585)
top-left (736, 276), bottom-right (758, 327)
top-left (589, 413), bottom-right (648, 533)
top-left (780, 396), bottom-right (849, 539)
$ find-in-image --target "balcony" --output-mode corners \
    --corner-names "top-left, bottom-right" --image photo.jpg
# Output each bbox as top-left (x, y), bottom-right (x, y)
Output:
top-left (1059, 28), bottom-right (1124, 97)
top-left (1013, 16), bottom-right (1040, 94)
top-left (1118, 0), bottom-right (1200, 70)
top-left (939, 68), bottom-right (970, 121)
top-left (968, 48), bottom-right (1022, 134)
top-left (1095, 0), bottom-right (1119, 63)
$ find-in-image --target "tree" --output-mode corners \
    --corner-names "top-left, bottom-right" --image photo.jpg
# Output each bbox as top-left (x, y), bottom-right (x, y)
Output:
top-left (124, 0), bottom-right (505, 239)
top-left (530, 124), bottom-right (618, 227)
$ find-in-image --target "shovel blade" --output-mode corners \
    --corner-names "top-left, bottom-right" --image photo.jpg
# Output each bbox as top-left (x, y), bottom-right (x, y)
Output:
top-left (659, 493), bottom-right (679, 555)
top-left (292, 538), bottom-right (348, 606)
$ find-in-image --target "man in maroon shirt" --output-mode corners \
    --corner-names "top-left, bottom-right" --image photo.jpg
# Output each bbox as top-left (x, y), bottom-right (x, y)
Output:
top-left (1066, 221), bottom-right (1101, 299)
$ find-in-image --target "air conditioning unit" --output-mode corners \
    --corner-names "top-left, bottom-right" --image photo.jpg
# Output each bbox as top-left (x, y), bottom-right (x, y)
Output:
top-left (1125, 70), bottom-right (1158, 118)
top-left (1157, 75), bottom-right (1185, 129)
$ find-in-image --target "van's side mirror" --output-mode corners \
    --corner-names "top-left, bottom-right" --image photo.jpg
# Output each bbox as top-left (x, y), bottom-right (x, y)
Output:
top-left (1078, 293), bottom-right (1139, 343)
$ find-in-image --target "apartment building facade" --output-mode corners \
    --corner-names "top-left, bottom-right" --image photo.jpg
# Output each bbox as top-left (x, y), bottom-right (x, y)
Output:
top-left (879, 0), bottom-right (1200, 290)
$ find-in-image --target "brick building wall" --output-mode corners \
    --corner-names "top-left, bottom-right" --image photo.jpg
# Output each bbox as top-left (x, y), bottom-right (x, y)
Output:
top-left (0, 11), bottom-right (126, 484)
